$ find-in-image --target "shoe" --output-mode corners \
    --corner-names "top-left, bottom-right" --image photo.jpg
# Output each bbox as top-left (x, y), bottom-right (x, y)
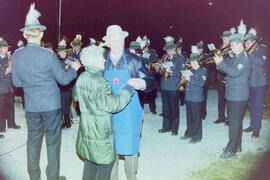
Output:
top-left (159, 113), bottom-right (163, 116)
top-left (243, 127), bottom-right (253, 133)
top-left (158, 129), bottom-right (171, 133)
top-left (171, 132), bottom-right (178, 136)
top-left (180, 136), bottom-right (191, 140)
top-left (0, 134), bottom-right (4, 138)
top-left (189, 139), bottom-right (201, 144)
top-left (8, 125), bottom-right (21, 129)
top-left (151, 111), bottom-right (157, 115)
top-left (223, 147), bottom-right (241, 153)
top-left (64, 114), bottom-right (72, 128)
top-left (59, 176), bottom-right (67, 180)
top-left (0, 128), bottom-right (6, 132)
top-left (214, 118), bottom-right (225, 124)
top-left (252, 131), bottom-right (259, 138)
top-left (202, 116), bottom-right (206, 120)
top-left (225, 121), bottom-right (229, 126)
top-left (220, 152), bottom-right (235, 159)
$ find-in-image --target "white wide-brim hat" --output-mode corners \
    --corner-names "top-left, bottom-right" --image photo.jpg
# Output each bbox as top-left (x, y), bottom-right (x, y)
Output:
top-left (102, 25), bottom-right (129, 41)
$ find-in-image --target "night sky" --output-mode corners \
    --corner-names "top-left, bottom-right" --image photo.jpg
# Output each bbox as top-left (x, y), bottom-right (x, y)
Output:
top-left (0, 0), bottom-right (269, 56)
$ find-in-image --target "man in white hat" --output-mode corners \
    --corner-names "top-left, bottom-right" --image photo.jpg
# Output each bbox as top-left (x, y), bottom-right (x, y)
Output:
top-left (11, 3), bottom-right (81, 180)
top-left (214, 22), bottom-right (251, 159)
top-left (102, 25), bottom-right (156, 180)
top-left (243, 28), bottom-right (269, 138)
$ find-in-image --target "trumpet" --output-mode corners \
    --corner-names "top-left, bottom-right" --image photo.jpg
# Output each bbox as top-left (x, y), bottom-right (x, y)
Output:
top-left (177, 78), bottom-right (187, 92)
top-left (160, 54), bottom-right (171, 78)
top-left (148, 59), bottom-right (162, 74)
top-left (199, 45), bottom-right (233, 67)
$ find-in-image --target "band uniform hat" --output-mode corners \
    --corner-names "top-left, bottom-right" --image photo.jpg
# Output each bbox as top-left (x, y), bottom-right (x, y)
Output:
top-left (102, 25), bottom-right (129, 41)
top-left (70, 34), bottom-right (82, 47)
top-left (187, 53), bottom-right (200, 62)
top-left (57, 39), bottom-right (68, 51)
top-left (196, 41), bottom-right (204, 49)
top-left (129, 41), bottom-right (141, 50)
top-left (163, 36), bottom-right (176, 51)
top-left (244, 28), bottom-right (257, 41)
top-left (229, 33), bottom-right (243, 43)
top-left (0, 37), bottom-right (11, 47)
top-left (20, 3), bottom-right (46, 32)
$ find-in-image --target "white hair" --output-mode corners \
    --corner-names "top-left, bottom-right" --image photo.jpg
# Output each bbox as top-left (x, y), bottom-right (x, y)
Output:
top-left (80, 45), bottom-right (105, 67)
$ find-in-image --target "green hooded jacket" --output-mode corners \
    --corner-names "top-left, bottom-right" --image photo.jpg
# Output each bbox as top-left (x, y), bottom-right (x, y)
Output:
top-left (72, 66), bottom-right (133, 164)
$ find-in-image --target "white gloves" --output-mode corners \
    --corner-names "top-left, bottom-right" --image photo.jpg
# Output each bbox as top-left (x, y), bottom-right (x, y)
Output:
top-left (128, 78), bottom-right (146, 90)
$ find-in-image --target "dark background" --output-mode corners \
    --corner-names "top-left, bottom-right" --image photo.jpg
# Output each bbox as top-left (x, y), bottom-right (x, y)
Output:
top-left (0, 0), bottom-right (269, 56)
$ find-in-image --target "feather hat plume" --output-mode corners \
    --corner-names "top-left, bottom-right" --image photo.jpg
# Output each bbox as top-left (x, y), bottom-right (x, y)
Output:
top-left (20, 3), bottom-right (46, 32)
top-left (237, 19), bottom-right (247, 36)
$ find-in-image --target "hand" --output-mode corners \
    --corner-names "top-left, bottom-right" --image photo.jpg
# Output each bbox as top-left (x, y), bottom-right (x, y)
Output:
top-left (71, 61), bottom-right (81, 71)
top-left (184, 75), bottom-right (190, 81)
top-left (5, 67), bottom-right (12, 74)
top-left (154, 65), bottom-right (160, 71)
top-left (214, 55), bottom-right (223, 65)
top-left (165, 66), bottom-right (172, 73)
top-left (128, 78), bottom-right (146, 90)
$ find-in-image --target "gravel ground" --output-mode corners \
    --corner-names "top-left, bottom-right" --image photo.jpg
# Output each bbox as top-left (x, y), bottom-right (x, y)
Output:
top-left (0, 90), bottom-right (269, 180)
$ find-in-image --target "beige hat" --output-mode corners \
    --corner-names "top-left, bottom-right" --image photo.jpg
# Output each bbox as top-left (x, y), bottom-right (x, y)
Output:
top-left (102, 25), bottom-right (129, 41)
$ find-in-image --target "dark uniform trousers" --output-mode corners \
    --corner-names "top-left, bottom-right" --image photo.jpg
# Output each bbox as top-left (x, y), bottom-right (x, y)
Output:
top-left (225, 100), bottom-right (247, 153)
top-left (25, 109), bottom-right (62, 180)
top-left (60, 89), bottom-right (72, 116)
top-left (82, 160), bottom-right (114, 180)
top-left (0, 92), bottom-right (15, 130)
top-left (217, 80), bottom-right (226, 120)
top-left (248, 86), bottom-right (267, 133)
top-left (185, 101), bottom-right (202, 140)
top-left (161, 90), bottom-right (179, 133)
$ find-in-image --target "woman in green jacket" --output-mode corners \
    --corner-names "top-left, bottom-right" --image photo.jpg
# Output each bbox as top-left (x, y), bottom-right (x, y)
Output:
top-left (72, 45), bottom-right (134, 180)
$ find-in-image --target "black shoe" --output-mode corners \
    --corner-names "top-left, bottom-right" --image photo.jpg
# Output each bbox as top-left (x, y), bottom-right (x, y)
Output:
top-left (151, 111), bottom-right (157, 115)
top-left (159, 113), bottom-right (163, 116)
top-left (220, 152), bottom-right (235, 159)
top-left (171, 132), bottom-right (178, 136)
top-left (223, 147), bottom-right (241, 153)
top-left (0, 128), bottom-right (6, 133)
top-left (252, 131), bottom-right (259, 138)
top-left (243, 127), bottom-right (253, 133)
top-left (189, 139), bottom-right (201, 144)
top-left (0, 134), bottom-right (4, 138)
top-left (180, 136), bottom-right (191, 140)
top-left (214, 118), bottom-right (225, 124)
top-left (8, 125), bottom-right (21, 129)
top-left (64, 114), bottom-right (72, 128)
top-left (158, 129), bottom-right (171, 133)
top-left (225, 121), bottom-right (229, 126)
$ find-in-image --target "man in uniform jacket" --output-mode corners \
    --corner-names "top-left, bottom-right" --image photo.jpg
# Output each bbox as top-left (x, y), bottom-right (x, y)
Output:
top-left (180, 52), bottom-right (206, 143)
top-left (57, 39), bottom-right (74, 128)
top-left (214, 32), bottom-right (251, 159)
top-left (157, 36), bottom-right (185, 136)
top-left (102, 25), bottom-right (156, 180)
top-left (11, 4), bottom-right (81, 180)
top-left (243, 28), bottom-right (269, 137)
top-left (214, 30), bottom-right (233, 124)
top-left (73, 45), bottom-right (135, 180)
top-left (197, 41), bottom-right (209, 120)
top-left (0, 38), bottom-right (21, 133)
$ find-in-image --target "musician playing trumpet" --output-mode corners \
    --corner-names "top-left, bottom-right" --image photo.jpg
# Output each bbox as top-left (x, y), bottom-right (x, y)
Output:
top-left (214, 21), bottom-right (251, 159)
top-left (180, 47), bottom-right (206, 143)
top-left (242, 28), bottom-right (269, 138)
top-left (157, 36), bottom-right (185, 136)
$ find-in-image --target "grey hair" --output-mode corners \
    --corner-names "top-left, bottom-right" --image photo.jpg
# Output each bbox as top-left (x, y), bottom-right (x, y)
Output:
top-left (80, 45), bottom-right (105, 67)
